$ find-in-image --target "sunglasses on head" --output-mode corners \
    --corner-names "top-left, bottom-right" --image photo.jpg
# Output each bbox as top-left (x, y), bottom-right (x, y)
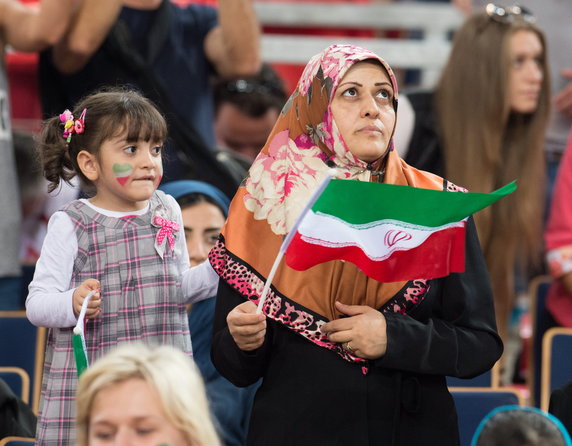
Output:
top-left (485, 3), bottom-right (536, 24)
top-left (225, 78), bottom-right (284, 98)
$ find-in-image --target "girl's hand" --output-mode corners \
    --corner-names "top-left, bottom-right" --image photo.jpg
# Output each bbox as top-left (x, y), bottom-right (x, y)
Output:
top-left (321, 301), bottom-right (387, 360)
top-left (73, 279), bottom-right (101, 319)
top-left (227, 301), bottom-right (266, 351)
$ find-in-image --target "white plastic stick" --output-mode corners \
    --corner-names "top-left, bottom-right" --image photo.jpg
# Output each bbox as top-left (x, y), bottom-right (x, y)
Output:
top-left (73, 289), bottom-right (97, 335)
top-left (256, 250), bottom-right (284, 314)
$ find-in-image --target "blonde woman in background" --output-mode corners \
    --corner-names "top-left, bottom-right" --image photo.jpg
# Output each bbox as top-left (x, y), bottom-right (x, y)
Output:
top-left (76, 343), bottom-right (220, 446)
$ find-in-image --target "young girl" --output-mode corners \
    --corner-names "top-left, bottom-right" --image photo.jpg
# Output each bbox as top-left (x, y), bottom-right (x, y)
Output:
top-left (26, 88), bottom-right (219, 446)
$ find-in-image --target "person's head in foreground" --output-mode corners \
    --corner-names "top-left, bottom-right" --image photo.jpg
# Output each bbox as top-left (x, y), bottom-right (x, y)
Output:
top-left (471, 405), bottom-right (572, 446)
top-left (76, 343), bottom-right (220, 446)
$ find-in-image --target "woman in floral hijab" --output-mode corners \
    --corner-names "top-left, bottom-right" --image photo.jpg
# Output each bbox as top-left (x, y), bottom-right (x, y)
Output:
top-left (209, 44), bottom-right (502, 446)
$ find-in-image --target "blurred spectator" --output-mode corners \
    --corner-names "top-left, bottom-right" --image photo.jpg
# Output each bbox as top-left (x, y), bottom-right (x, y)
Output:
top-left (0, 0), bottom-right (74, 309)
top-left (39, 0), bottom-right (260, 198)
top-left (160, 179), bottom-right (260, 446)
top-left (550, 379), bottom-right (572, 438)
top-left (394, 6), bottom-right (550, 343)
top-left (545, 131), bottom-right (572, 327)
top-left (471, 405), bottom-right (571, 446)
top-left (459, 0), bottom-right (572, 206)
top-left (76, 343), bottom-right (220, 446)
top-left (13, 130), bottom-right (78, 306)
top-left (0, 376), bottom-right (36, 439)
top-left (214, 64), bottom-right (288, 166)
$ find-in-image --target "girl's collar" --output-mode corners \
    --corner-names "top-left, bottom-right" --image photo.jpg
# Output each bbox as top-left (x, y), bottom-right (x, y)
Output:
top-left (81, 198), bottom-right (150, 218)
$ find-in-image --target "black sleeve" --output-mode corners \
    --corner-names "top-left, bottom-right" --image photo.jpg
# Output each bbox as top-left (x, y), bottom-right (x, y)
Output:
top-left (211, 278), bottom-right (272, 387)
top-left (374, 217), bottom-right (503, 378)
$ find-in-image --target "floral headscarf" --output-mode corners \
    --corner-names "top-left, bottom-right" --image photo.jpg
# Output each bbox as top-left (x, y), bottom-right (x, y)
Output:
top-left (209, 45), bottom-right (450, 365)
top-left (244, 45), bottom-right (399, 235)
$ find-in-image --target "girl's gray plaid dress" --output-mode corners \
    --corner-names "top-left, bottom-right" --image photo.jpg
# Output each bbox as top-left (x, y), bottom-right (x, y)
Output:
top-left (37, 191), bottom-right (191, 445)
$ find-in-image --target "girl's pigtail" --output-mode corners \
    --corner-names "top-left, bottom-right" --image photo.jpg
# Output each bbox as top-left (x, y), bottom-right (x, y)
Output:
top-left (37, 115), bottom-right (77, 193)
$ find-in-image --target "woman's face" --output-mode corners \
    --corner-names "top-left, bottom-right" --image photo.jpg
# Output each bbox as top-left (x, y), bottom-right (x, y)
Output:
top-left (330, 62), bottom-right (396, 163)
top-left (88, 378), bottom-right (190, 446)
top-left (181, 201), bottom-right (225, 267)
top-left (508, 29), bottom-right (543, 114)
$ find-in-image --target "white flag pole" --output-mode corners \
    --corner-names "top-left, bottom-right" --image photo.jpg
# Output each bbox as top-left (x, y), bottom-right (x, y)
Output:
top-left (73, 289), bottom-right (97, 336)
top-left (256, 169), bottom-right (337, 313)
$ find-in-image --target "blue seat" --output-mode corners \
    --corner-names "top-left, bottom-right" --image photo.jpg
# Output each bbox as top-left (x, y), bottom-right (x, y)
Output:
top-left (528, 275), bottom-right (556, 407)
top-left (541, 327), bottom-right (572, 411)
top-left (0, 437), bottom-right (35, 446)
top-left (0, 367), bottom-right (30, 404)
top-left (451, 387), bottom-right (523, 446)
top-left (0, 311), bottom-right (46, 413)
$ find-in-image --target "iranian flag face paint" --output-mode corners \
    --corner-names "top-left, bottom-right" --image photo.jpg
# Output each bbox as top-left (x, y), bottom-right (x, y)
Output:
top-left (113, 163), bottom-right (133, 186)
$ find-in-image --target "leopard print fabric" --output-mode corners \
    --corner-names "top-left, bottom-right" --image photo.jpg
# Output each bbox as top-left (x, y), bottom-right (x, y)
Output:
top-left (209, 239), bottom-right (431, 367)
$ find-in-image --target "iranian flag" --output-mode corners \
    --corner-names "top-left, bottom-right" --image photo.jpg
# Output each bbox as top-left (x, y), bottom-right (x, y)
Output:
top-left (283, 178), bottom-right (516, 283)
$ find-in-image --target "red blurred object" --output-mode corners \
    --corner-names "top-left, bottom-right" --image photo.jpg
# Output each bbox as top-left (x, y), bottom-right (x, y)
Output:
top-left (6, 51), bottom-right (41, 131)
top-left (7, 1), bottom-right (42, 131)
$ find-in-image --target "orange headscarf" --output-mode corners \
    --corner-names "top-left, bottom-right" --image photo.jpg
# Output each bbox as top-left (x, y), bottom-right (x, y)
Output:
top-left (209, 45), bottom-right (458, 363)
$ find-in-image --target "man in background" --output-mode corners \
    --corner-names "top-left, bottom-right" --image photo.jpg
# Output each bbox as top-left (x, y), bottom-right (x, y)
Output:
top-left (213, 64), bottom-right (288, 183)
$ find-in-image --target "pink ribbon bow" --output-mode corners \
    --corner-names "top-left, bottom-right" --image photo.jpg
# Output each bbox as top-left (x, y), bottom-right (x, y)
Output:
top-left (154, 216), bottom-right (180, 251)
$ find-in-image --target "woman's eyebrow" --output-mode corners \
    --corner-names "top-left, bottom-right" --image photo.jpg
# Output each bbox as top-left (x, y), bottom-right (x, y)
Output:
top-left (338, 81), bottom-right (361, 88)
top-left (337, 81), bottom-right (392, 88)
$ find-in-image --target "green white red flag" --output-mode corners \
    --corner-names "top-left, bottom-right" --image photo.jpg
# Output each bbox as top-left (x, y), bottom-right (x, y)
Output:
top-left (72, 289), bottom-right (96, 376)
top-left (283, 179), bottom-right (516, 282)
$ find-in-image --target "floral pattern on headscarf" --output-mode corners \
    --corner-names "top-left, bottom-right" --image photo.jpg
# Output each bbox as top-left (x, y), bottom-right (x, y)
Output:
top-left (244, 44), bottom-right (399, 235)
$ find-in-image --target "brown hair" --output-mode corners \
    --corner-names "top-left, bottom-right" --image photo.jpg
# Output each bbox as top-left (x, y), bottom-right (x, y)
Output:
top-left (37, 87), bottom-right (167, 194)
top-left (435, 12), bottom-right (550, 335)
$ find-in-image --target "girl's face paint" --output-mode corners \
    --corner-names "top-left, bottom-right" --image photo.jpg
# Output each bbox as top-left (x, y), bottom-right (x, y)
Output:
top-left (113, 163), bottom-right (133, 186)
top-left (91, 135), bottom-right (162, 212)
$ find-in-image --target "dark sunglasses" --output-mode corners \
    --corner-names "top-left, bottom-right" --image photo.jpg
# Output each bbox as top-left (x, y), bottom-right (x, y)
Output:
top-left (485, 3), bottom-right (536, 24)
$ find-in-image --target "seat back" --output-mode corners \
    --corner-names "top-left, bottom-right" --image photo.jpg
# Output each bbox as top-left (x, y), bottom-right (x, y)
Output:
top-left (0, 311), bottom-right (46, 413)
top-left (447, 363), bottom-right (500, 388)
top-left (0, 437), bottom-right (35, 446)
top-left (541, 327), bottom-right (572, 411)
top-left (0, 367), bottom-right (30, 404)
top-left (528, 275), bottom-right (556, 407)
top-left (450, 387), bottom-right (524, 446)
top-left (253, 1), bottom-right (463, 88)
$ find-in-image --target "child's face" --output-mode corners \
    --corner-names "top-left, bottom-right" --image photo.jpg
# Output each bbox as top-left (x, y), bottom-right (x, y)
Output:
top-left (91, 132), bottom-right (163, 211)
